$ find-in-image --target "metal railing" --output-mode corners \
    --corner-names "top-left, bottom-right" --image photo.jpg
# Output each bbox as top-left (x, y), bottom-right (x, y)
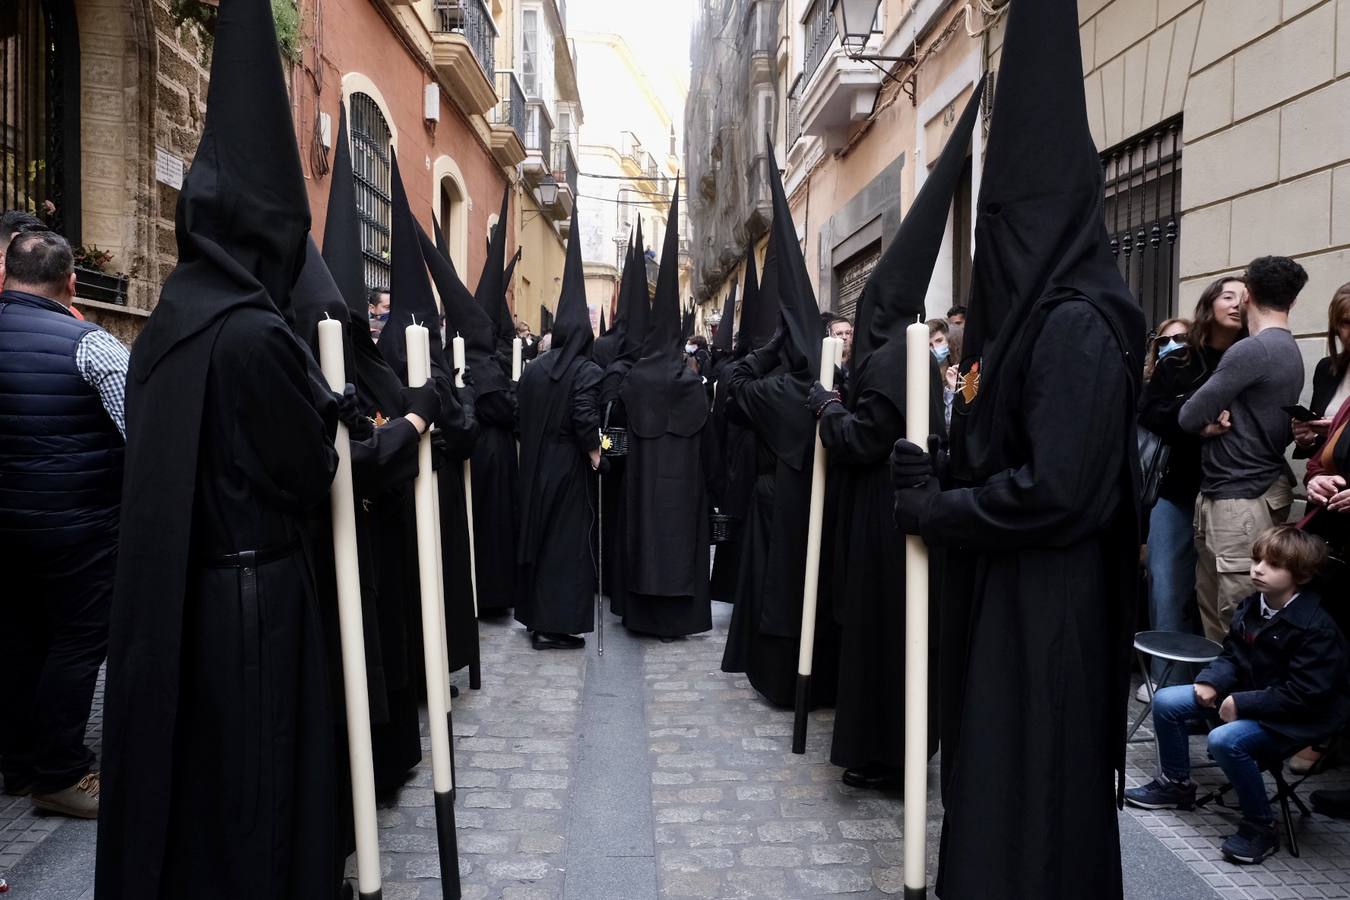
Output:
top-left (490, 70), bottom-right (527, 138)
top-left (433, 0), bottom-right (497, 77)
top-left (801, 0), bottom-right (837, 87)
top-left (640, 150), bottom-right (659, 180)
top-left (552, 139), bottom-right (579, 195)
top-left (620, 131), bottom-right (643, 168)
top-left (524, 101), bottom-right (553, 156)
top-left (788, 77), bottom-right (802, 146)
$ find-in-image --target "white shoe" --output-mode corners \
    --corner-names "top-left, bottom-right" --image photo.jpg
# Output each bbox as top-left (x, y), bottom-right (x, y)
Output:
top-left (1135, 681), bottom-right (1156, 703)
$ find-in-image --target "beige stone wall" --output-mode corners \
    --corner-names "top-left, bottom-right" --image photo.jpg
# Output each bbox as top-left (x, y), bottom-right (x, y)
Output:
top-left (1065, 0), bottom-right (1350, 380)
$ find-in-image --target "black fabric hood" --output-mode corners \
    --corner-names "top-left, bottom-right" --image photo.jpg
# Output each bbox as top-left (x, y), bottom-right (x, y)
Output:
top-left (765, 137), bottom-right (822, 375)
top-left (288, 234), bottom-right (353, 375)
top-left (849, 80), bottom-right (983, 409)
top-left (712, 283), bottom-right (737, 353)
top-left (736, 240), bottom-right (774, 354)
top-left (618, 219), bottom-right (652, 361)
top-left (379, 154), bottom-right (447, 383)
top-left (543, 203), bottom-right (593, 380)
top-left (477, 186), bottom-right (517, 355)
top-left (417, 219), bottom-right (510, 396)
top-left (131, 0), bottom-right (309, 379)
top-left (640, 186), bottom-right (684, 361)
top-left (952, 0), bottom-right (1145, 479)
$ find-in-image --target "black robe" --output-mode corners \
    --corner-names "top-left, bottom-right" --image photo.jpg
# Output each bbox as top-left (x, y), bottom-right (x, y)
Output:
top-left (432, 374), bottom-right (480, 672)
top-left (708, 360), bottom-right (755, 603)
top-left (515, 352), bottom-right (603, 635)
top-left (924, 303), bottom-right (1135, 900)
top-left (598, 362), bottom-right (633, 615)
top-left (469, 383), bottom-right (520, 613)
top-left (99, 311), bottom-right (341, 899)
top-left (618, 359), bottom-right (714, 638)
top-left (720, 344), bottom-right (839, 708)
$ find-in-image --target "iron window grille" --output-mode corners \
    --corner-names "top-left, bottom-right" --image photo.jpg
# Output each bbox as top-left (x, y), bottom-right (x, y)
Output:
top-left (350, 93), bottom-right (393, 293)
top-left (1102, 117), bottom-right (1182, 329)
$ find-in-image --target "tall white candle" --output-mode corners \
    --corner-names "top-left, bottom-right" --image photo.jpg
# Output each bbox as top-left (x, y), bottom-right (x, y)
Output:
top-left (452, 333), bottom-right (467, 389)
top-left (406, 323), bottom-right (455, 795)
top-left (903, 318), bottom-right (931, 895)
top-left (317, 317), bottom-right (382, 896)
top-left (512, 336), bottom-right (523, 382)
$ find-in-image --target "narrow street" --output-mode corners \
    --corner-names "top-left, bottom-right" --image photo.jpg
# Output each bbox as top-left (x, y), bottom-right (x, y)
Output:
top-left (4, 600), bottom-right (1348, 899)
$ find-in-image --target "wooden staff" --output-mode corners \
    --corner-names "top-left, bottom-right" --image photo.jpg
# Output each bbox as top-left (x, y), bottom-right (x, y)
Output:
top-left (406, 324), bottom-right (462, 898)
top-left (451, 334), bottom-right (483, 691)
top-left (903, 318), bottom-right (932, 898)
top-left (791, 335), bottom-right (842, 754)
top-left (317, 318), bottom-right (383, 900)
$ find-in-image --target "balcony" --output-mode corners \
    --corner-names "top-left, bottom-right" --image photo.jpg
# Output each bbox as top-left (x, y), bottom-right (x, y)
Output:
top-left (796, 0), bottom-right (882, 151)
top-left (747, 0), bottom-right (777, 85)
top-left (522, 101), bottom-right (554, 183)
top-left (487, 70), bottom-right (527, 167)
top-left (619, 131), bottom-right (644, 176)
top-left (431, 0), bottom-right (499, 117)
top-left (551, 139), bottom-right (579, 219)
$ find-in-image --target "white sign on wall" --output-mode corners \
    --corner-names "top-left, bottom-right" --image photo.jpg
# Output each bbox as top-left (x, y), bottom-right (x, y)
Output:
top-left (155, 149), bottom-right (184, 191)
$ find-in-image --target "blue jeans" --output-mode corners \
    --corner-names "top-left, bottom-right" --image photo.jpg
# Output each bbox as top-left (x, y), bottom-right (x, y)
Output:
top-left (1146, 496), bottom-right (1198, 682)
top-left (1152, 685), bottom-right (1299, 824)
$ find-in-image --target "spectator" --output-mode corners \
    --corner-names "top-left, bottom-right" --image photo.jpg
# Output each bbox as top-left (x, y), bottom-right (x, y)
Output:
top-left (1125, 526), bottom-right (1350, 865)
top-left (516, 318), bottom-right (539, 362)
top-left (0, 209), bottom-right (48, 285)
top-left (0, 230), bottom-right (128, 818)
top-left (946, 305), bottom-right (967, 328)
top-left (368, 288), bottom-right (391, 339)
top-left (941, 324), bottom-right (964, 430)
top-left (1138, 279), bottom-right (1246, 691)
top-left (1292, 283), bottom-right (1350, 459)
top-left (1143, 317), bottom-right (1191, 383)
top-left (1180, 256), bottom-right (1307, 641)
top-left (826, 315), bottom-right (853, 366)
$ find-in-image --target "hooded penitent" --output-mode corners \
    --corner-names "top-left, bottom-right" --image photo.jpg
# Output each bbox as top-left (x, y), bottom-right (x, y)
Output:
top-left (616, 220), bottom-right (653, 364)
top-left (911, 2), bottom-right (1146, 899)
top-left (814, 82), bottom-right (982, 784)
top-left (98, 0), bottom-right (341, 895)
top-left (418, 218), bottom-right (507, 395)
top-left (379, 155), bottom-right (449, 382)
top-left (764, 136), bottom-right (822, 378)
top-left (735, 240), bottom-right (773, 353)
top-left (542, 203), bottom-right (594, 379)
top-left (592, 238), bottom-right (628, 369)
top-left (476, 186), bottom-right (519, 361)
top-left (617, 185), bottom-right (713, 638)
top-left (848, 81), bottom-right (984, 411)
top-left (712, 283), bottom-right (737, 355)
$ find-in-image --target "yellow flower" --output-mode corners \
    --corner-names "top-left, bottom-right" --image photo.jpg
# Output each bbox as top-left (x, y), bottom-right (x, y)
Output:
top-left (600, 434), bottom-right (613, 451)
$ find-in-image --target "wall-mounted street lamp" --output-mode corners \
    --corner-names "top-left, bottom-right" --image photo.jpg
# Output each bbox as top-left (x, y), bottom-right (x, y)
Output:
top-left (536, 178), bottom-right (560, 208)
top-left (829, 0), bottom-right (920, 102)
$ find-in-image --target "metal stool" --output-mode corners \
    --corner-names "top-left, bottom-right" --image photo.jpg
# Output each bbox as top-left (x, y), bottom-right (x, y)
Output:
top-left (1128, 631), bottom-right (1223, 743)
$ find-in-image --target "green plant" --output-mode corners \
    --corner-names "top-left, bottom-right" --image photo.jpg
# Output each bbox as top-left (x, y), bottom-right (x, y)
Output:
top-left (73, 245), bottom-right (115, 273)
top-left (168, 0), bottom-right (303, 65)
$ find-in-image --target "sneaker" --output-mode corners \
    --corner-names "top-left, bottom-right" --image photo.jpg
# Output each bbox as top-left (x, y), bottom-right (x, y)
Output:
top-left (31, 772), bottom-right (100, 819)
top-left (1221, 818), bottom-right (1279, 864)
top-left (1134, 680), bottom-right (1156, 703)
top-left (1124, 777), bottom-right (1196, 810)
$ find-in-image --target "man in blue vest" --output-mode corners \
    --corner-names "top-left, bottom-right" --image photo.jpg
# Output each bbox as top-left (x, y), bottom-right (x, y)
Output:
top-left (0, 227), bottom-right (127, 818)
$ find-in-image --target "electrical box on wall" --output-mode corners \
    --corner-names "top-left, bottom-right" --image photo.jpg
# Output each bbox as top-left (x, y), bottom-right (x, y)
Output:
top-left (424, 84), bottom-right (441, 123)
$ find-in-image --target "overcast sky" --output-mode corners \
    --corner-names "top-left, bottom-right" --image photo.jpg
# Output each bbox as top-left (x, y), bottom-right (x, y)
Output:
top-left (567, 0), bottom-right (693, 130)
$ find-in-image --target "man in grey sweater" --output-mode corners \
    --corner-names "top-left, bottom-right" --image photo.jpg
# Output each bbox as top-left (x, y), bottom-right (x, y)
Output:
top-left (1180, 256), bottom-right (1307, 640)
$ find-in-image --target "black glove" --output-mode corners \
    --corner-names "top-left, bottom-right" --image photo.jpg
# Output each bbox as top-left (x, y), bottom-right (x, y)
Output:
top-left (806, 381), bottom-right (842, 417)
top-left (332, 383), bottom-right (372, 438)
top-left (400, 383), bottom-right (441, 425)
top-left (891, 439), bottom-right (938, 535)
top-left (429, 428), bottom-right (449, 470)
top-left (594, 453), bottom-right (611, 475)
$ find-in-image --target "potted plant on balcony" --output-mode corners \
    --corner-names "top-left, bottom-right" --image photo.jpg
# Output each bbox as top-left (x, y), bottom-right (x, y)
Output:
top-left (73, 245), bottom-right (129, 307)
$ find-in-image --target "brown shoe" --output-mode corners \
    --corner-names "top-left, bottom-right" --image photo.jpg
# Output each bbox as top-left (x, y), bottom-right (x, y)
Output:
top-left (31, 772), bottom-right (100, 819)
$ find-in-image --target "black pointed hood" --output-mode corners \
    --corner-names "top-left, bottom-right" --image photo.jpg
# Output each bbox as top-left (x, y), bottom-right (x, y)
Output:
top-left (619, 220), bottom-right (652, 360)
top-left (288, 234), bottom-right (353, 371)
top-left (765, 136), bottom-right (822, 375)
top-left (712, 283), bottom-right (737, 353)
top-left (131, 0), bottom-right (309, 378)
top-left (953, 0), bottom-right (1145, 478)
top-left (418, 218), bottom-right (511, 397)
top-left (849, 81), bottom-right (983, 409)
top-left (477, 186), bottom-right (517, 355)
top-left (592, 233), bottom-right (632, 369)
top-left (599, 308), bottom-right (608, 335)
top-left (736, 240), bottom-right (775, 353)
top-left (379, 154), bottom-right (446, 382)
top-left (543, 203), bottom-right (593, 380)
top-left (640, 186), bottom-right (683, 360)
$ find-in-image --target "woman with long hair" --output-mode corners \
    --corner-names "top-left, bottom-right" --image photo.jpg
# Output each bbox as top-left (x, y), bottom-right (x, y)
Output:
top-left (1293, 282), bottom-right (1350, 456)
top-left (1136, 276), bottom-right (1247, 690)
top-left (1144, 317), bottom-right (1190, 383)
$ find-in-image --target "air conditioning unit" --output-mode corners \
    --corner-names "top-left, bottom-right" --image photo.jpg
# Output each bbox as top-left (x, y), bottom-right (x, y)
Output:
top-left (425, 84), bottom-right (441, 123)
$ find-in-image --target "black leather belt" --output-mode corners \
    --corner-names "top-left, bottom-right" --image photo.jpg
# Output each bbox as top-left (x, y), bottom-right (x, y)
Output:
top-left (202, 541), bottom-right (299, 568)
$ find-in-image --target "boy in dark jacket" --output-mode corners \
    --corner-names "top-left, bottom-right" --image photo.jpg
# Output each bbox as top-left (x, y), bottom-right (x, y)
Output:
top-left (1125, 525), bottom-right (1350, 864)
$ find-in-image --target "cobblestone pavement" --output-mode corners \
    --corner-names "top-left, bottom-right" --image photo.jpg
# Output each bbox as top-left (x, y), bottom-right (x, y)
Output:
top-left (5, 609), bottom-right (1350, 899)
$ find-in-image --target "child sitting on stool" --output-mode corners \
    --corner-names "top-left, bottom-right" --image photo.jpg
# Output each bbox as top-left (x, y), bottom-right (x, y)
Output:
top-left (1125, 525), bottom-right (1350, 865)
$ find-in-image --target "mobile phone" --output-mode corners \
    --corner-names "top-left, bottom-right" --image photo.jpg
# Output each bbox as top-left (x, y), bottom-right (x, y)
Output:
top-left (1282, 404), bottom-right (1319, 422)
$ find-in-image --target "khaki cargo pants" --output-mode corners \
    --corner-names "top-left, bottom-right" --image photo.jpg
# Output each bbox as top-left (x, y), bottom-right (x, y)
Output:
top-left (1193, 478), bottom-right (1294, 642)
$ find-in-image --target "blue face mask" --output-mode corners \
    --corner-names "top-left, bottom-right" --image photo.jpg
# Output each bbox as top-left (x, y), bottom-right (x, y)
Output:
top-left (1158, 339), bottom-right (1183, 358)
top-left (932, 344), bottom-right (950, 363)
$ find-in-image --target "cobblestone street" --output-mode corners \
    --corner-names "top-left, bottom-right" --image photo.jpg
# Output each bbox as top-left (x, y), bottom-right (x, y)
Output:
top-left (3, 604), bottom-right (1349, 898)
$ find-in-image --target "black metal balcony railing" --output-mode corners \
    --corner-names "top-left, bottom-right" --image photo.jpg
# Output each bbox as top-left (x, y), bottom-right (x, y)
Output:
top-left (801, 0), bottom-right (837, 86)
top-left (552, 140), bottom-right (579, 195)
top-left (434, 0), bottom-right (497, 77)
top-left (788, 78), bottom-right (802, 145)
top-left (491, 70), bottom-right (527, 137)
top-left (525, 102), bottom-right (553, 156)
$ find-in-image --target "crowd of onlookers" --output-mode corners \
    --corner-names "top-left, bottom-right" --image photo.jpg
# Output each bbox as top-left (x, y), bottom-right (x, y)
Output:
top-left (1127, 255), bottom-right (1350, 866)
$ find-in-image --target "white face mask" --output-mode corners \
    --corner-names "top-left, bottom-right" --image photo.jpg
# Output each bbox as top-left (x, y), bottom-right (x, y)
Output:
top-left (685, 344), bottom-right (697, 354)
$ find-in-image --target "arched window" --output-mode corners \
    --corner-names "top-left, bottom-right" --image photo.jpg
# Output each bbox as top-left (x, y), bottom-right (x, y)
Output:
top-left (439, 177), bottom-right (462, 263)
top-left (1, 0), bottom-right (80, 238)
top-left (349, 92), bottom-right (393, 292)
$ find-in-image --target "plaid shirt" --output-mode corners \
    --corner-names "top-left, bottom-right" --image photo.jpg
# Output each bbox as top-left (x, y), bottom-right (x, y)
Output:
top-left (74, 327), bottom-right (130, 439)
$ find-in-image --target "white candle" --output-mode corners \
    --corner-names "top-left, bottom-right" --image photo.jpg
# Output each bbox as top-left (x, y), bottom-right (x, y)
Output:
top-left (317, 317), bottom-right (382, 895)
top-left (452, 333), bottom-right (467, 389)
top-left (512, 336), bottom-right (523, 382)
top-left (903, 318), bottom-right (931, 895)
top-left (792, 335), bottom-right (843, 752)
top-left (406, 323), bottom-right (455, 795)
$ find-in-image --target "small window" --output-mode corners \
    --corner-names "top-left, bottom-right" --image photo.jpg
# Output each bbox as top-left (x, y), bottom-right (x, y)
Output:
top-left (521, 9), bottom-right (539, 98)
top-left (349, 92), bottom-right (393, 292)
